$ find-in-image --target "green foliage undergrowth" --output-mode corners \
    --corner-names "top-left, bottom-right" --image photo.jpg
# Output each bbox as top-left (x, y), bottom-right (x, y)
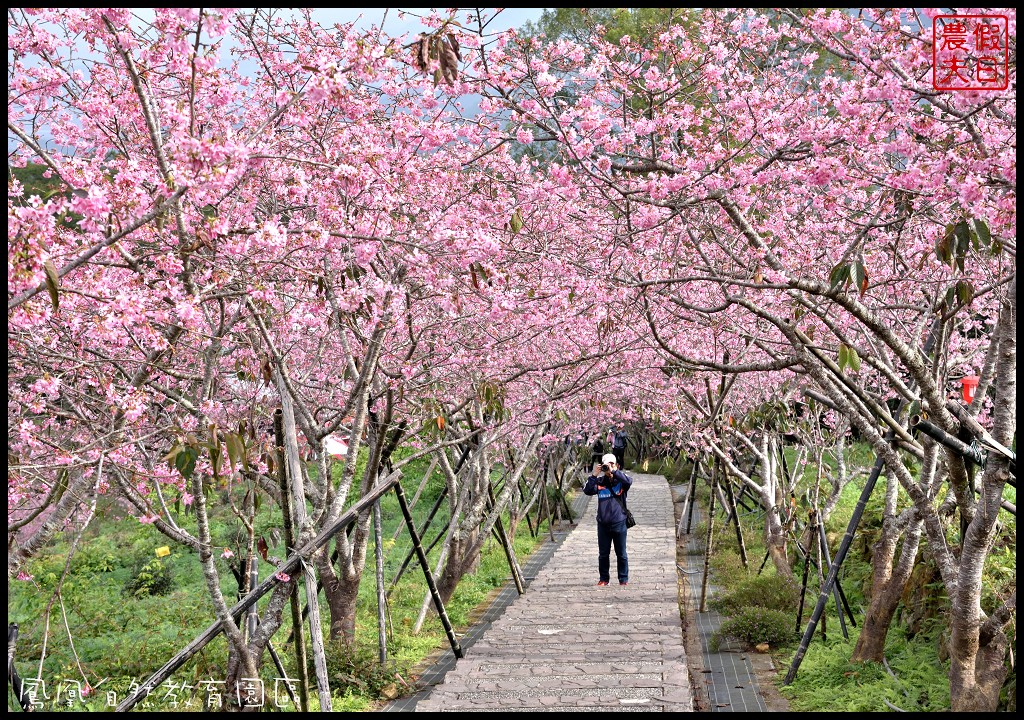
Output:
top-left (779, 631), bottom-right (951, 712)
top-left (710, 573), bottom-right (799, 617)
top-left (711, 607), bottom-right (794, 651)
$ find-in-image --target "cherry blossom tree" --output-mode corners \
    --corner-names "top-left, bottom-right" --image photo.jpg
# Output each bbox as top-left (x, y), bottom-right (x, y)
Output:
top-left (475, 7), bottom-right (1015, 710)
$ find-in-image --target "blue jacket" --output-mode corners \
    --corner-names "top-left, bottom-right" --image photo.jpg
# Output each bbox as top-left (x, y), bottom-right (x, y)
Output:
top-left (583, 470), bottom-right (633, 526)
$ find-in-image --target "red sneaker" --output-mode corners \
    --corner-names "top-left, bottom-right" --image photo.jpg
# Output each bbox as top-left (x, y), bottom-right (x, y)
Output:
top-left (596, 581), bottom-right (609, 586)
top-left (619, 582), bottom-right (628, 586)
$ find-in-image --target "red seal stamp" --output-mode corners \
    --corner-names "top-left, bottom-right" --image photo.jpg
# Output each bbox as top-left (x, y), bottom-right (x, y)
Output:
top-left (933, 14), bottom-right (1009, 91)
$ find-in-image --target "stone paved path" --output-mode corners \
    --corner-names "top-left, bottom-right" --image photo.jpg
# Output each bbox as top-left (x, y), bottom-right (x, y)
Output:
top-left (414, 473), bottom-right (694, 712)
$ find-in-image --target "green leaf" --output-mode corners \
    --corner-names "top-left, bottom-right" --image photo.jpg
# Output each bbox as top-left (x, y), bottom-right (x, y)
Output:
top-left (44, 260), bottom-right (60, 312)
top-left (851, 261), bottom-right (868, 296)
top-left (944, 287), bottom-right (956, 310)
top-left (175, 446), bottom-right (197, 480)
top-left (828, 262), bottom-right (850, 291)
top-left (509, 209), bottom-right (523, 235)
top-left (837, 343), bottom-right (849, 371)
top-left (955, 280), bottom-right (974, 306)
top-left (972, 218), bottom-right (991, 246)
top-left (954, 220), bottom-right (971, 272)
top-left (164, 444), bottom-right (182, 468)
top-left (907, 399), bottom-right (921, 419)
top-left (210, 444), bottom-right (221, 478)
top-left (225, 433), bottom-right (243, 474)
top-left (847, 346), bottom-right (861, 372)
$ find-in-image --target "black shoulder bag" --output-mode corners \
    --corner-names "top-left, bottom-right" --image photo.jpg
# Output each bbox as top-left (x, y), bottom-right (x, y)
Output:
top-left (612, 488), bottom-right (636, 528)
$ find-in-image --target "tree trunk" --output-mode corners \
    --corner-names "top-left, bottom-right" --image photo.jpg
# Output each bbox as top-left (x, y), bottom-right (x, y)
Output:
top-left (320, 547), bottom-right (363, 644)
top-left (949, 614), bottom-right (1011, 712)
top-left (850, 518), bottom-right (922, 662)
top-left (435, 529), bottom-right (481, 604)
top-left (765, 505), bottom-right (795, 581)
top-left (948, 280), bottom-right (1015, 712)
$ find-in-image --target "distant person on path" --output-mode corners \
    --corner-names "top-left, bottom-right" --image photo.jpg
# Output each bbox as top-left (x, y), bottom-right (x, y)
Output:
top-left (612, 427), bottom-right (628, 468)
top-left (590, 433), bottom-right (605, 467)
top-left (583, 453), bottom-right (633, 585)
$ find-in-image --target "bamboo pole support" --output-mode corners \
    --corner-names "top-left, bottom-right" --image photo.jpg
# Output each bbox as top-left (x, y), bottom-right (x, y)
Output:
top-left (684, 456), bottom-right (700, 534)
top-left (275, 410), bottom-right (309, 713)
top-left (488, 482), bottom-right (525, 595)
top-left (387, 486), bottom-right (448, 595)
top-left (677, 456), bottom-right (697, 538)
top-left (795, 511), bottom-right (816, 633)
top-left (373, 499), bottom-right (388, 664)
top-left (8, 623), bottom-right (31, 712)
top-left (699, 464), bottom-right (718, 612)
top-left (818, 521), bottom-right (849, 639)
top-left (785, 322), bottom-right (940, 685)
top-left (722, 474), bottom-right (748, 568)
top-left (392, 479), bottom-right (463, 658)
top-left (392, 457), bottom-right (438, 541)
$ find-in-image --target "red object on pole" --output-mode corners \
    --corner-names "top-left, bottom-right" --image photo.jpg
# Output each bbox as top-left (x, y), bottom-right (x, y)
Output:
top-left (961, 376), bottom-right (980, 403)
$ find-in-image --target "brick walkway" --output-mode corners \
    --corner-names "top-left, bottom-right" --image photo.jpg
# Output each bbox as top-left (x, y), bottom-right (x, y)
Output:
top-left (677, 494), bottom-right (769, 712)
top-left (413, 473), bottom-right (694, 712)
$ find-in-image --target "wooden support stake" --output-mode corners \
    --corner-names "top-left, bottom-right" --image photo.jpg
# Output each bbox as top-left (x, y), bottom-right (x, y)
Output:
top-left (373, 499), bottom-right (388, 664)
top-left (795, 512), bottom-right (816, 633)
top-left (684, 457), bottom-right (700, 535)
top-left (277, 392), bottom-right (332, 712)
top-left (488, 482), bottom-right (525, 595)
top-left (246, 556), bottom-right (259, 641)
top-left (266, 640), bottom-right (298, 707)
top-left (522, 478), bottom-right (538, 537)
top-left (818, 521), bottom-right (849, 640)
top-left (392, 457), bottom-right (437, 541)
top-left (699, 465), bottom-right (718, 612)
top-left (722, 474), bottom-right (748, 568)
top-left (392, 479), bottom-right (463, 658)
top-left (275, 410), bottom-right (309, 713)
top-left (387, 487), bottom-right (448, 596)
top-left (540, 458), bottom-right (555, 541)
top-left (8, 623), bottom-right (31, 712)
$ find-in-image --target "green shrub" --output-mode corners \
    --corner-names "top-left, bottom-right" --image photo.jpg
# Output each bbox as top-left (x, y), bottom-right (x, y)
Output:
top-left (324, 641), bottom-right (399, 701)
top-left (710, 572), bottom-right (799, 616)
top-left (124, 557), bottom-right (173, 597)
top-left (75, 546), bottom-right (118, 574)
top-left (710, 607), bottom-right (794, 650)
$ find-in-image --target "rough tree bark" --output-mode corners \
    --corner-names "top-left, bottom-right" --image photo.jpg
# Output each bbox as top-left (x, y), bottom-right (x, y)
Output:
top-left (948, 279), bottom-right (1016, 712)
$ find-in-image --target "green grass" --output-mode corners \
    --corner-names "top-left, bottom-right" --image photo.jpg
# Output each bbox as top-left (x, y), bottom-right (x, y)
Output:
top-left (778, 630), bottom-right (951, 712)
top-left (8, 447), bottom-right (555, 712)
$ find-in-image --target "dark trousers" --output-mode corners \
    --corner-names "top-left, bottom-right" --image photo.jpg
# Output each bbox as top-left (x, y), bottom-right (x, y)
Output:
top-left (597, 520), bottom-right (629, 583)
top-left (613, 446), bottom-right (625, 468)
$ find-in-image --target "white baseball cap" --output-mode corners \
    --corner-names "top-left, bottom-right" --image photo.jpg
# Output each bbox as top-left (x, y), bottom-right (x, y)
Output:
top-left (602, 453), bottom-right (618, 465)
